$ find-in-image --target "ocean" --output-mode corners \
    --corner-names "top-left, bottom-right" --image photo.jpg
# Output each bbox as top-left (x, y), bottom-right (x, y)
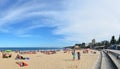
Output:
top-left (0, 47), bottom-right (63, 51)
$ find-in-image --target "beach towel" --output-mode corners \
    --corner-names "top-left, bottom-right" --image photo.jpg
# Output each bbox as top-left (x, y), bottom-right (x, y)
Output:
top-left (16, 61), bottom-right (28, 67)
top-left (25, 57), bottom-right (30, 60)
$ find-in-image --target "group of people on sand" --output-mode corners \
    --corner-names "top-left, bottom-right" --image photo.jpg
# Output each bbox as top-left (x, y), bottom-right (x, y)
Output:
top-left (83, 49), bottom-right (89, 53)
top-left (15, 54), bottom-right (30, 60)
top-left (72, 49), bottom-right (81, 61)
top-left (2, 53), bottom-right (12, 58)
top-left (19, 51), bottom-right (36, 54)
top-left (41, 50), bottom-right (56, 55)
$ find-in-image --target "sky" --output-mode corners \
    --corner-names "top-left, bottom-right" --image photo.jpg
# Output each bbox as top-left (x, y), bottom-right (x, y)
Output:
top-left (0, 0), bottom-right (120, 47)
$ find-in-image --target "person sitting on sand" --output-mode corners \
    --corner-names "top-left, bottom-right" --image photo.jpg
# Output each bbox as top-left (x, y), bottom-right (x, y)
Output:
top-left (20, 62), bottom-right (25, 67)
top-left (2, 53), bottom-right (6, 58)
top-left (2, 53), bottom-right (12, 58)
top-left (16, 54), bottom-right (20, 59)
top-left (16, 54), bottom-right (25, 60)
top-left (21, 56), bottom-right (25, 59)
top-left (9, 54), bottom-right (12, 58)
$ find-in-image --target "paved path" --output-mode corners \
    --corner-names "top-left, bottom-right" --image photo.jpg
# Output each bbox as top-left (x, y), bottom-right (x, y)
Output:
top-left (108, 52), bottom-right (120, 68)
top-left (101, 51), bottom-right (115, 69)
top-left (106, 49), bottom-right (120, 69)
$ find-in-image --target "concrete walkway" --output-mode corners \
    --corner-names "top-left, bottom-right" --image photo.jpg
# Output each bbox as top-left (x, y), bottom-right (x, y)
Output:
top-left (101, 51), bottom-right (115, 69)
top-left (107, 51), bottom-right (120, 68)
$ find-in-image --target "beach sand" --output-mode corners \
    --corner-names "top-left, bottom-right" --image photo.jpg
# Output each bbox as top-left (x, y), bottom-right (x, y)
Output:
top-left (0, 50), bottom-right (100, 69)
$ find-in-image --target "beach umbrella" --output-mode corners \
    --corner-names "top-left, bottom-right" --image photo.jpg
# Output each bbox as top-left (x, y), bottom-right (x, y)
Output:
top-left (87, 48), bottom-right (90, 50)
top-left (87, 48), bottom-right (91, 51)
top-left (5, 50), bottom-right (12, 52)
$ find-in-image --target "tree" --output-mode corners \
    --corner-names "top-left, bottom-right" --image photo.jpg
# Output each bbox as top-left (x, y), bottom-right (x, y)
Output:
top-left (105, 41), bottom-right (110, 46)
top-left (104, 40), bottom-right (110, 49)
top-left (75, 44), bottom-right (81, 46)
top-left (75, 43), bottom-right (81, 49)
top-left (75, 43), bottom-right (86, 48)
top-left (86, 45), bottom-right (90, 48)
top-left (95, 42), bottom-right (102, 46)
top-left (110, 36), bottom-right (116, 45)
top-left (81, 42), bottom-right (86, 48)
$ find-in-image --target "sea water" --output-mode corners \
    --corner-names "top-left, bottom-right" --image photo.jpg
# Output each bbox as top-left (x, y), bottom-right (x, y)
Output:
top-left (0, 47), bottom-right (63, 51)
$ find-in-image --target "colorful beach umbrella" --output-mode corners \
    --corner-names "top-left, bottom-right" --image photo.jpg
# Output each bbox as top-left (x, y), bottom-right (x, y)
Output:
top-left (5, 50), bottom-right (12, 52)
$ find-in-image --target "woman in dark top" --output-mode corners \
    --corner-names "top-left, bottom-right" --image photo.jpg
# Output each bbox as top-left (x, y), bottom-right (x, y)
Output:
top-left (77, 52), bottom-right (80, 60)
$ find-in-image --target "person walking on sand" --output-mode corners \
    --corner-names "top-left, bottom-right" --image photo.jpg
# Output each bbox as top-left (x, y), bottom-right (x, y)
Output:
top-left (72, 49), bottom-right (76, 61)
top-left (77, 52), bottom-right (80, 60)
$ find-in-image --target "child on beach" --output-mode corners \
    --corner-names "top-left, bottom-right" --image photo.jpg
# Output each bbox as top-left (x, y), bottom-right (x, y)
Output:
top-left (77, 52), bottom-right (80, 60)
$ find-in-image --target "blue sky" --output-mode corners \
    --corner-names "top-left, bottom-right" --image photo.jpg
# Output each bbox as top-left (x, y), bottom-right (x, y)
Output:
top-left (0, 0), bottom-right (120, 47)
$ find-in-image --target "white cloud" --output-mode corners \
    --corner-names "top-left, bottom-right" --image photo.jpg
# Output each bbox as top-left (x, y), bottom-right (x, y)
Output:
top-left (0, 0), bottom-right (60, 36)
top-left (0, 0), bottom-right (120, 43)
top-left (0, 1), bottom-right (47, 26)
top-left (52, 0), bottom-right (120, 43)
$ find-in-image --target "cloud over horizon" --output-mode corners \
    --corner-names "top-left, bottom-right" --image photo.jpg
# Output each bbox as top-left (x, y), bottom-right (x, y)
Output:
top-left (54, 0), bottom-right (120, 42)
top-left (0, 0), bottom-right (120, 46)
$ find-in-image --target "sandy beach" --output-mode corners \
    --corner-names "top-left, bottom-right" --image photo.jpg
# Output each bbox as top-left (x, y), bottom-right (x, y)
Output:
top-left (0, 50), bottom-right (100, 69)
